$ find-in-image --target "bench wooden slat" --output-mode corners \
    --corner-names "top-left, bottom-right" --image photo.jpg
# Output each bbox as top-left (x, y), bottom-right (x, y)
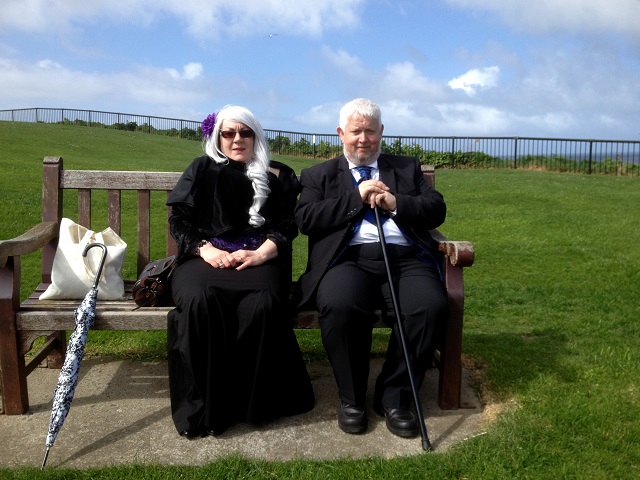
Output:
top-left (108, 190), bottom-right (121, 234)
top-left (61, 170), bottom-right (181, 190)
top-left (78, 189), bottom-right (91, 228)
top-left (166, 193), bottom-right (177, 256)
top-left (17, 311), bottom-right (170, 331)
top-left (137, 190), bottom-right (152, 272)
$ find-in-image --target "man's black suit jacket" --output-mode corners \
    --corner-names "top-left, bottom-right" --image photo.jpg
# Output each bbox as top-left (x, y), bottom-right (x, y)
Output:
top-left (294, 153), bottom-right (446, 310)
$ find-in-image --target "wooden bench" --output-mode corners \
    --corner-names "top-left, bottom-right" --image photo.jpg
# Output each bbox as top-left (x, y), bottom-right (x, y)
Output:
top-left (0, 156), bottom-right (474, 415)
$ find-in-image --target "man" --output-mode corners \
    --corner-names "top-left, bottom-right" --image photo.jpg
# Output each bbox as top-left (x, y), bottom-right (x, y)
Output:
top-left (294, 98), bottom-right (448, 438)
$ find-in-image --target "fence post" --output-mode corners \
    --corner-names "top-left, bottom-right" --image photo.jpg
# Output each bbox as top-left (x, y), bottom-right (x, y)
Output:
top-left (450, 137), bottom-right (456, 168)
top-left (588, 140), bottom-right (593, 175)
top-left (513, 137), bottom-right (519, 169)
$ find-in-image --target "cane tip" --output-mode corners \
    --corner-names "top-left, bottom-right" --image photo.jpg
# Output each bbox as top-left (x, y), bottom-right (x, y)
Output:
top-left (422, 438), bottom-right (433, 451)
top-left (41, 447), bottom-right (50, 470)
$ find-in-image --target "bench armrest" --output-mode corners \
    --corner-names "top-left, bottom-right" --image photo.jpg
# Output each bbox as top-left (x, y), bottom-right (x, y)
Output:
top-left (0, 222), bottom-right (58, 268)
top-left (430, 229), bottom-right (474, 267)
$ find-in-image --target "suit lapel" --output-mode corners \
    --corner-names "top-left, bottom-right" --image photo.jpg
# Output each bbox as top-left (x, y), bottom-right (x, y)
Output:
top-left (337, 155), bottom-right (355, 192)
top-left (378, 155), bottom-right (397, 189)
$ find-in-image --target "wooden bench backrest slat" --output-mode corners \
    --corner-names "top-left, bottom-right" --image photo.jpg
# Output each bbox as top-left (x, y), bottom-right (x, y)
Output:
top-left (61, 170), bottom-right (181, 190)
top-left (42, 158), bottom-right (64, 283)
top-left (78, 189), bottom-right (91, 229)
top-left (108, 190), bottom-right (121, 234)
top-left (165, 192), bottom-right (177, 257)
top-left (137, 190), bottom-right (151, 272)
top-left (421, 165), bottom-right (435, 189)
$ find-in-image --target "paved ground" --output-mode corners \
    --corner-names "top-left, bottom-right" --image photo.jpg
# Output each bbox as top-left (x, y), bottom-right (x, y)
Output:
top-left (0, 357), bottom-right (488, 469)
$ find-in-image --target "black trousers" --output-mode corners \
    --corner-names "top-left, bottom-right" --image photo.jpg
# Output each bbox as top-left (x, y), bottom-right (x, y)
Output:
top-left (315, 243), bottom-right (448, 410)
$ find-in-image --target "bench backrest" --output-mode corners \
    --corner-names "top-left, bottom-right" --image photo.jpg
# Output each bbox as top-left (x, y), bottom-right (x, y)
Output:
top-left (40, 156), bottom-right (435, 283)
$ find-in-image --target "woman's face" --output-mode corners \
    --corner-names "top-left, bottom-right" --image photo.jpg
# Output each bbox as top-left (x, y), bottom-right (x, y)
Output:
top-left (218, 120), bottom-right (255, 163)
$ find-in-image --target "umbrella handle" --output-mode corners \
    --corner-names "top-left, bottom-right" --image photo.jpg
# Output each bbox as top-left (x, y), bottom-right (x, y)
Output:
top-left (83, 242), bottom-right (108, 290)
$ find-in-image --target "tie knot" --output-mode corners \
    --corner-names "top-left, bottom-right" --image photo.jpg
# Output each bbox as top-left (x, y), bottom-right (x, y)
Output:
top-left (355, 166), bottom-right (372, 182)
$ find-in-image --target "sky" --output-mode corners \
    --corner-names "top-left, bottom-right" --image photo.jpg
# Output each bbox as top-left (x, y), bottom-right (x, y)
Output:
top-left (1, 0), bottom-right (639, 140)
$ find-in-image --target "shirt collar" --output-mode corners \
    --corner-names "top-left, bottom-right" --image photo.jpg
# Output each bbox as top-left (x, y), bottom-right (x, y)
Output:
top-left (347, 159), bottom-right (379, 171)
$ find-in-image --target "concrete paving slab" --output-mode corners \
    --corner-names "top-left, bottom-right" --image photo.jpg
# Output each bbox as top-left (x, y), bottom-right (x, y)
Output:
top-left (0, 357), bottom-right (488, 469)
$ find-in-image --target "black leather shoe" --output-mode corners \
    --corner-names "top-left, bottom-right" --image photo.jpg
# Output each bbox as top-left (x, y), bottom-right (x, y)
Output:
top-left (376, 406), bottom-right (419, 438)
top-left (338, 401), bottom-right (368, 434)
top-left (179, 429), bottom-right (201, 439)
top-left (202, 427), bottom-right (224, 437)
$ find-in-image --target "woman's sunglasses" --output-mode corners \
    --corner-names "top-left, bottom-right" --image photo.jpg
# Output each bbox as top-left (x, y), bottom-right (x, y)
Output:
top-left (219, 129), bottom-right (254, 139)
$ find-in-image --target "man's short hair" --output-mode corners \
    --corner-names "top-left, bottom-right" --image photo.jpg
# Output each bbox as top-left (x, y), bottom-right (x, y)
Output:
top-left (339, 98), bottom-right (382, 130)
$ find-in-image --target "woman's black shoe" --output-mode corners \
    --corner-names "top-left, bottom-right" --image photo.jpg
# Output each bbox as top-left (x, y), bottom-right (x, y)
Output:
top-left (179, 429), bottom-right (201, 439)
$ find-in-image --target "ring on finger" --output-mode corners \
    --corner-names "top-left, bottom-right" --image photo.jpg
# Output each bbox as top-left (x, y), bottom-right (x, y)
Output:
top-left (218, 262), bottom-right (224, 268)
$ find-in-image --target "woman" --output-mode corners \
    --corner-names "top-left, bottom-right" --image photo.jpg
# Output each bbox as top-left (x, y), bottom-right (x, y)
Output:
top-left (166, 105), bottom-right (314, 437)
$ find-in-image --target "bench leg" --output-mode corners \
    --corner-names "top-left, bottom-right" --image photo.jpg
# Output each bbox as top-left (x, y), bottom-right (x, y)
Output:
top-left (0, 256), bottom-right (30, 414)
top-left (437, 262), bottom-right (464, 409)
top-left (46, 331), bottom-right (66, 369)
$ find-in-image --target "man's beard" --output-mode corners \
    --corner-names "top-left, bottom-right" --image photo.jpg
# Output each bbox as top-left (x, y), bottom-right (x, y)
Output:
top-left (344, 144), bottom-right (381, 166)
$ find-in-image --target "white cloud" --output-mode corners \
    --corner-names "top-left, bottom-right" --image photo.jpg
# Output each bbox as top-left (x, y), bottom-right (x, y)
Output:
top-left (166, 62), bottom-right (203, 80)
top-left (0, 0), bottom-right (154, 33)
top-left (448, 66), bottom-right (499, 95)
top-left (445, 0), bottom-right (640, 41)
top-left (0, 58), bottom-right (207, 115)
top-left (0, 0), bottom-right (365, 39)
top-left (296, 48), bottom-right (589, 137)
top-left (436, 103), bottom-right (508, 134)
top-left (320, 48), bottom-right (447, 102)
top-left (379, 62), bottom-right (446, 100)
top-left (295, 103), bottom-right (344, 131)
top-left (320, 47), bottom-right (368, 79)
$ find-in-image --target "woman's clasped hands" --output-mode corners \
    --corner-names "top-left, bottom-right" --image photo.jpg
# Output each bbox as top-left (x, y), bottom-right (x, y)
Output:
top-left (198, 240), bottom-right (277, 271)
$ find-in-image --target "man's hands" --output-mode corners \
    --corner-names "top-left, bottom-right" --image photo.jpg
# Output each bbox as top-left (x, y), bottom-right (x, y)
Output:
top-left (358, 179), bottom-right (397, 212)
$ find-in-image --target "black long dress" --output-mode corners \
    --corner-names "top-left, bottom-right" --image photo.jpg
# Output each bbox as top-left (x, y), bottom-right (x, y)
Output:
top-left (166, 155), bottom-right (314, 435)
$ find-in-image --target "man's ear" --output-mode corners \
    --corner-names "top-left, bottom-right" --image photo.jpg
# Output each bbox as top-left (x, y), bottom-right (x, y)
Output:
top-left (337, 126), bottom-right (344, 139)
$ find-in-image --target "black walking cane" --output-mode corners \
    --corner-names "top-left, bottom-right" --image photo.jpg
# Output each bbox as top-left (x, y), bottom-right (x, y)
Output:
top-left (374, 206), bottom-right (432, 451)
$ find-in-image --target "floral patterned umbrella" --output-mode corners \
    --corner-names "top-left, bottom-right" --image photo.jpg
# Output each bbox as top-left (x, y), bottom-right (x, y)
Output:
top-left (41, 242), bottom-right (107, 469)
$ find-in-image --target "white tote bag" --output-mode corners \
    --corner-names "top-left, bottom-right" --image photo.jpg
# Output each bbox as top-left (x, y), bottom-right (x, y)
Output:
top-left (39, 218), bottom-right (127, 300)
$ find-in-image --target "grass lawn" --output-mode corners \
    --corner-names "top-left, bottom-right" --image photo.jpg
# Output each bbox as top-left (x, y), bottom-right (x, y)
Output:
top-left (1, 122), bottom-right (639, 479)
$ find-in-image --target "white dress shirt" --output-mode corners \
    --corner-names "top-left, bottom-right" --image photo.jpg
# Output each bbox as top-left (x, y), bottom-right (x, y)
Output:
top-left (347, 160), bottom-right (409, 247)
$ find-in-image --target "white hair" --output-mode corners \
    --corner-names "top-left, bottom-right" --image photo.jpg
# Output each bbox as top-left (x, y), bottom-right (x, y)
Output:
top-left (339, 98), bottom-right (382, 130)
top-left (203, 105), bottom-right (271, 227)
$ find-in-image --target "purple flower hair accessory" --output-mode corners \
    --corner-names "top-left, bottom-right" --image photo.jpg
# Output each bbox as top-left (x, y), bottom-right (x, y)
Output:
top-left (201, 112), bottom-right (217, 138)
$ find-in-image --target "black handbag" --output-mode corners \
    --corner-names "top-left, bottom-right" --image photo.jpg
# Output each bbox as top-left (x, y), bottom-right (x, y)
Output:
top-left (131, 256), bottom-right (176, 309)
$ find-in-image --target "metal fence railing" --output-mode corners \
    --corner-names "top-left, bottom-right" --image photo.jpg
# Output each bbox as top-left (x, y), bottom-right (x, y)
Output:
top-left (2, 108), bottom-right (638, 176)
